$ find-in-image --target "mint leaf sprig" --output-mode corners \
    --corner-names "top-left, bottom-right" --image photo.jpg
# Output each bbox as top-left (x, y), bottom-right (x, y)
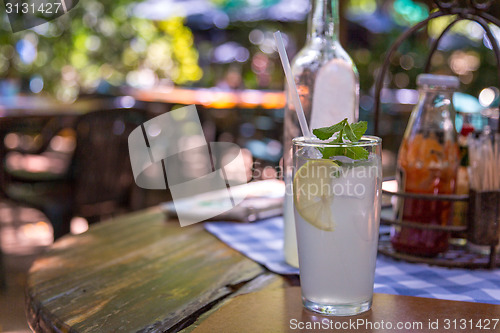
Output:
top-left (312, 119), bottom-right (369, 160)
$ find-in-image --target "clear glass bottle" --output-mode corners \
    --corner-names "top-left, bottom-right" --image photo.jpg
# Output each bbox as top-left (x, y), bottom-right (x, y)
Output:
top-left (391, 74), bottom-right (460, 257)
top-left (283, 0), bottom-right (359, 267)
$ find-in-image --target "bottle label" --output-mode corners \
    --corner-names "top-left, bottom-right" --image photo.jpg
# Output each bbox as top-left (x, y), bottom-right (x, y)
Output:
top-left (310, 58), bottom-right (357, 129)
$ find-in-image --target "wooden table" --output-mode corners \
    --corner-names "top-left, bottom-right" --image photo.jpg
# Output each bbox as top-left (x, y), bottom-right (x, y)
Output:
top-left (26, 207), bottom-right (500, 332)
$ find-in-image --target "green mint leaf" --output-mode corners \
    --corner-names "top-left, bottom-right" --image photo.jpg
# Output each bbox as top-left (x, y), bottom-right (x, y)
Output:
top-left (320, 146), bottom-right (369, 161)
top-left (319, 146), bottom-right (336, 159)
top-left (344, 146), bottom-right (369, 160)
top-left (320, 129), bottom-right (344, 159)
top-left (343, 121), bottom-right (357, 142)
top-left (313, 119), bottom-right (367, 141)
top-left (313, 120), bottom-right (370, 161)
top-left (333, 129), bottom-right (344, 143)
top-left (350, 121), bottom-right (368, 141)
top-left (312, 119), bottom-right (347, 140)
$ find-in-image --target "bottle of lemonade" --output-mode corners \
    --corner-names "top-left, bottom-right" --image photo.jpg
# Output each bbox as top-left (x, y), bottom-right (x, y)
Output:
top-left (391, 74), bottom-right (460, 257)
top-left (283, 0), bottom-right (359, 267)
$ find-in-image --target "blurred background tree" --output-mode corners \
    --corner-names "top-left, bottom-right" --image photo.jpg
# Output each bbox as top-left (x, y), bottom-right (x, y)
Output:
top-left (0, 0), bottom-right (202, 102)
top-left (1, 0), bottom-right (499, 102)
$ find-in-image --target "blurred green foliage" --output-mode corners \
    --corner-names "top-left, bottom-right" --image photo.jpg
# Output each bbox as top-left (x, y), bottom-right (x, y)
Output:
top-left (346, 0), bottom-right (500, 98)
top-left (0, 0), bottom-right (202, 101)
top-left (195, 0), bottom-right (500, 99)
top-left (1, 0), bottom-right (499, 102)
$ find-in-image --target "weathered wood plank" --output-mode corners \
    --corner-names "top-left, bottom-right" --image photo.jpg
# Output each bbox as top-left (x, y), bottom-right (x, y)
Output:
top-left (26, 208), bottom-right (265, 332)
top-left (180, 273), bottom-right (298, 333)
top-left (191, 288), bottom-right (500, 333)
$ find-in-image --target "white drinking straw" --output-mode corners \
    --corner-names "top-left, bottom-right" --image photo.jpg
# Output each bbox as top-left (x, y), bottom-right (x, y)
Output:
top-left (273, 31), bottom-right (312, 138)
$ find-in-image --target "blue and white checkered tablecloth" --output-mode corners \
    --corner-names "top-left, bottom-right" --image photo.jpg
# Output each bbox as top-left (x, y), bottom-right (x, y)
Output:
top-left (205, 217), bottom-right (500, 304)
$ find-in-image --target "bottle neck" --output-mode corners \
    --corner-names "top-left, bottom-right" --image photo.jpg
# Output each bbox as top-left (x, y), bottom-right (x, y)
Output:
top-left (412, 88), bottom-right (456, 135)
top-left (307, 0), bottom-right (339, 43)
top-left (419, 87), bottom-right (455, 104)
top-left (420, 85), bottom-right (456, 94)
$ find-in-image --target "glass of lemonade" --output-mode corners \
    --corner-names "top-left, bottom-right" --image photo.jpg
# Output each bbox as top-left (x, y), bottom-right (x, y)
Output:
top-left (292, 136), bottom-right (382, 316)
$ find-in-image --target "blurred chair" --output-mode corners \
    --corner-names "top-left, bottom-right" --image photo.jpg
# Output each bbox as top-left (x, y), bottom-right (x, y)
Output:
top-left (0, 116), bottom-right (74, 193)
top-left (4, 108), bottom-right (148, 239)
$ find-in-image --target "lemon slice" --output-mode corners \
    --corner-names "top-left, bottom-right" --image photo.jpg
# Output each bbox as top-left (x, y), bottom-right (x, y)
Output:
top-left (293, 159), bottom-right (340, 231)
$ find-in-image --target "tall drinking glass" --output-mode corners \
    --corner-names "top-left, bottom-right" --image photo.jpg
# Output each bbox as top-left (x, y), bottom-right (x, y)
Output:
top-left (292, 136), bottom-right (382, 316)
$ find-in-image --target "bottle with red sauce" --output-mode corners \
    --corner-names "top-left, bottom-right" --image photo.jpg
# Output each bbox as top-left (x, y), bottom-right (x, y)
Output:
top-left (391, 74), bottom-right (460, 257)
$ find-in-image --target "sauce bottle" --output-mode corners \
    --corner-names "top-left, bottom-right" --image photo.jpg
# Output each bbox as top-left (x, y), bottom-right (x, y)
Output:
top-left (391, 74), bottom-right (460, 257)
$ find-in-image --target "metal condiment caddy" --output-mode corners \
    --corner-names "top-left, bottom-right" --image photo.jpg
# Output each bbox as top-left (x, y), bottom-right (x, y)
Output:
top-left (373, 0), bottom-right (500, 268)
